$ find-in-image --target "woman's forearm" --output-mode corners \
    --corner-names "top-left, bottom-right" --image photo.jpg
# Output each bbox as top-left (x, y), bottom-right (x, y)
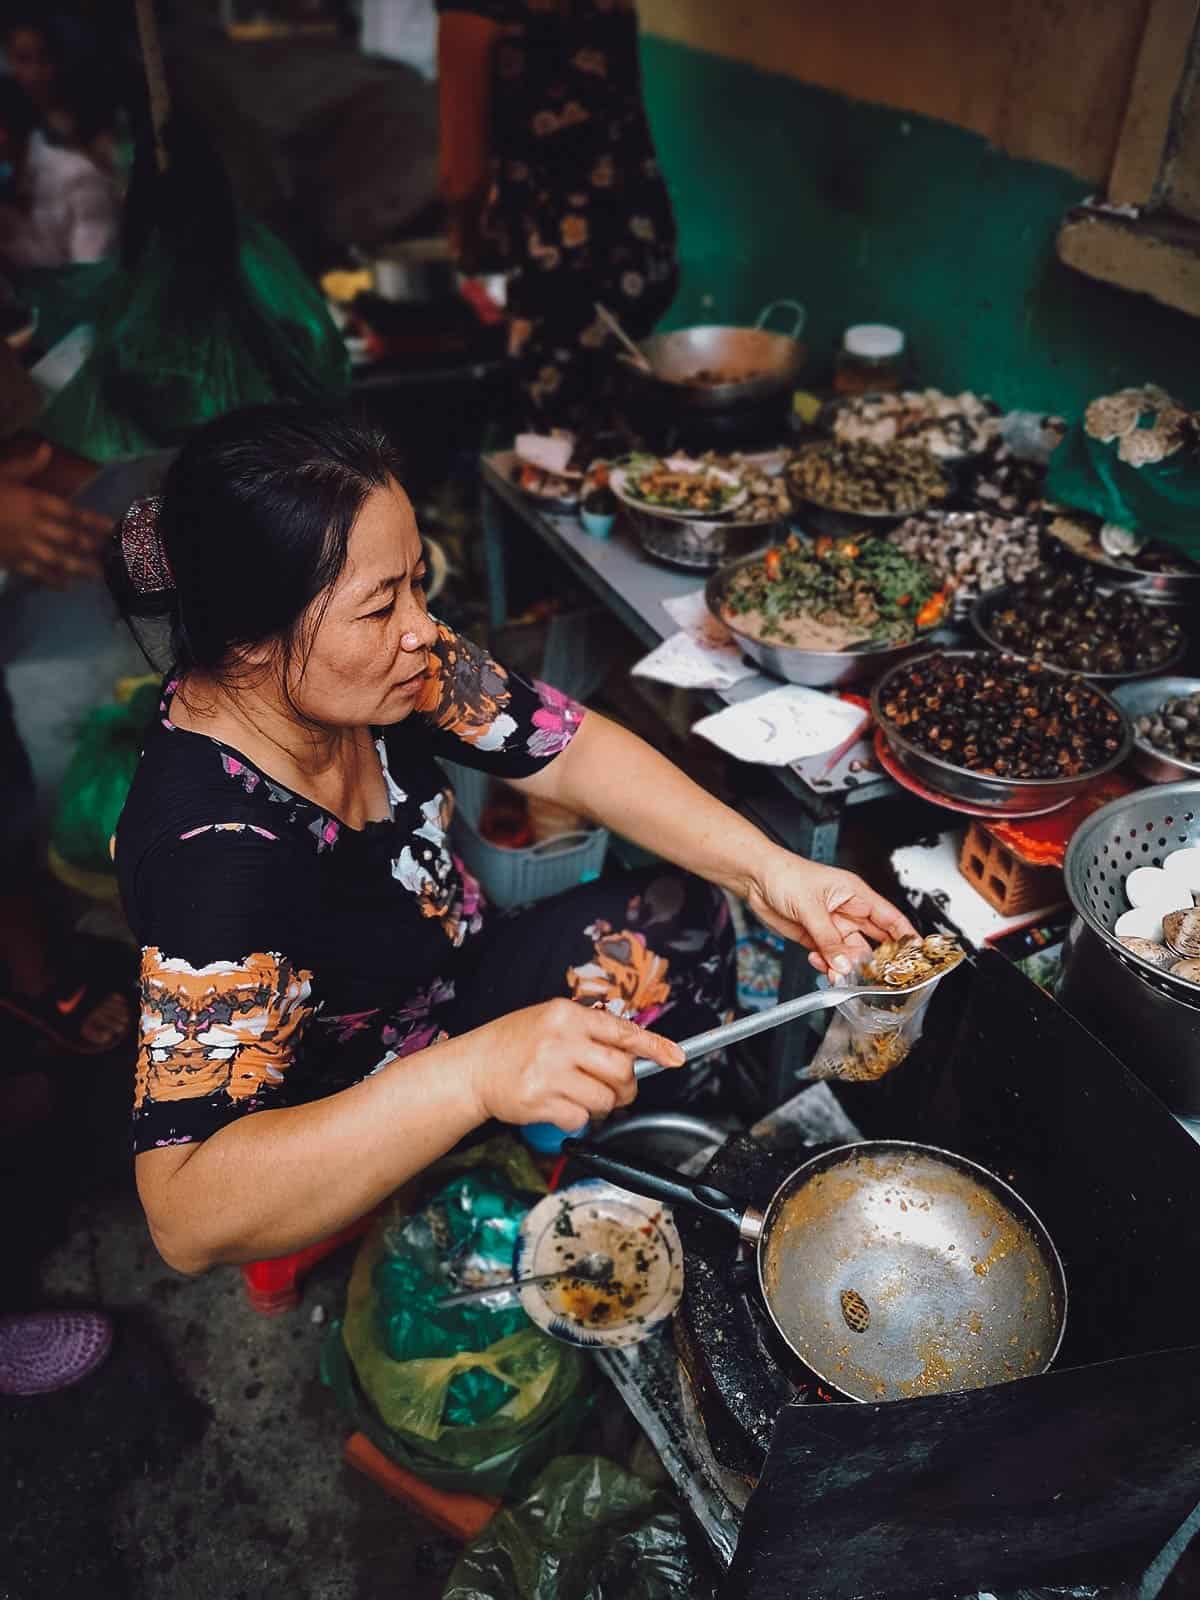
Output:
top-left (137, 1034), bottom-right (486, 1274)
top-left (518, 712), bottom-right (783, 897)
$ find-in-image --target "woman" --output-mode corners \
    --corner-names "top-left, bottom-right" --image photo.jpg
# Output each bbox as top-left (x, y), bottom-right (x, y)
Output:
top-left (111, 405), bottom-right (912, 1275)
top-left (0, 77), bottom-right (116, 269)
top-left (437, 0), bottom-right (676, 428)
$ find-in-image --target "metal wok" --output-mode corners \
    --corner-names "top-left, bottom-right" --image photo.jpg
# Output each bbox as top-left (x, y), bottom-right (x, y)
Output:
top-left (566, 1139), bottom-right (1067, 1403)
top-left (626, 300), bottom-right (807, 414)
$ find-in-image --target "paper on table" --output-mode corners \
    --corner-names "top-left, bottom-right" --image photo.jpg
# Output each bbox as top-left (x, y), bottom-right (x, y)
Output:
top-left (631, 587), bottom-right (757, 690)
top-left (692, 685), bottom-right (870, 765)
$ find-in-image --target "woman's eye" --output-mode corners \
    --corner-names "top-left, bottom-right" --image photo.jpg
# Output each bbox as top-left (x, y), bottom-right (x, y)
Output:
top-left (411, 569), bottom-right (427, 592)
top-left (366, 599), bottom-right (395, 620)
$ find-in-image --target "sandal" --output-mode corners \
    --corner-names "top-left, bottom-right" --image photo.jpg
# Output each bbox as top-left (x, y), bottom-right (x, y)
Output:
top-left (0, 973), bottom-right (132, 1057)
top-left (0, 1311), bottom-right (113, 1396)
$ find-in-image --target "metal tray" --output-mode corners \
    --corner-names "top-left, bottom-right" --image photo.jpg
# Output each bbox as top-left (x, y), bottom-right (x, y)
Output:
top-left (871, 649), bottom-right (1133, 814)
top-left (1112, 675), bottom-right (1200, 784)
top-left (706, 554), bottom-right (933, 689)
top-left (971, 582), bottom-right (1188, 684)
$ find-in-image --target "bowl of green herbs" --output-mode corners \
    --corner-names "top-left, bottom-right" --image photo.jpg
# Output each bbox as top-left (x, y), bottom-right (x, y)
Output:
top-left (707, 534), bottom-right (950, 688)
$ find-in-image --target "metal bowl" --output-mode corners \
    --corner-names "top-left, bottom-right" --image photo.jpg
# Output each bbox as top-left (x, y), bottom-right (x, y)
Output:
top-left (786, 441), bottom-right (955, 539)
top-left (706, 553), bottom-right (934, 689)
top-left (1059, 780), bottom-right (1200, 1112)
top-left (1111, 676), bottom-right (1200, 784)
top-left (627, 503), bottom-right (777, 571)
top-left (630, 301), bottom-right (807, 415)
top-left (1038, 522), bottom-right (1200, 608)
top-left (871, 649), bottom-right (1133, 814)
top-left (971, 582), bottom-right (1189, 683)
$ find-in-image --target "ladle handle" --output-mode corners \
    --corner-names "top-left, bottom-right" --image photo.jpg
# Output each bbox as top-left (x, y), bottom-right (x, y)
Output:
top-left (562, 1141), bottom-right (746, 1233)
top-left (633, 984), bottom-right (865, 1080)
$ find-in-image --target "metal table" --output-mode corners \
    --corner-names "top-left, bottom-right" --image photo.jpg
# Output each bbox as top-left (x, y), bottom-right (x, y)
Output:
top-left (481, 451), bottom-right (898, 1091)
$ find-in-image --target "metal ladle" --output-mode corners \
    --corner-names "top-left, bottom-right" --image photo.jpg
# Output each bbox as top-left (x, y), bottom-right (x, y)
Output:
top-left (633, 958), bottom-right (962, 1080)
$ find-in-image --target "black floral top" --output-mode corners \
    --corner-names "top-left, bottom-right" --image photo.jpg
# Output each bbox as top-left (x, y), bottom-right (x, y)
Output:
top-left (438, 0), bottom-right (676, 289)
top-left (116, 623), bottom-right (585, 1155)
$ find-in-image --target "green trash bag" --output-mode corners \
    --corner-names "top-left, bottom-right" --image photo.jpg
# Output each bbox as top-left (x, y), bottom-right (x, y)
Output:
top-left (442, 1456), bottom-right (714, 1600)
top-left (51, 678), bottom-right (160, 874)
top-left (322, 1136), bottom-right (593, 1497)
top-left (36, 112), bottom-right (348, 463)
top-left (1046, 384), bottom-right (1200, 560)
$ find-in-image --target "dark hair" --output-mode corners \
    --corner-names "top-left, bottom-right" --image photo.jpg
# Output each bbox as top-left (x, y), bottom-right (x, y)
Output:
top-left (0, 74), bottom-right (38, 148)
top-left (107, 403), bottom-right (406, 695)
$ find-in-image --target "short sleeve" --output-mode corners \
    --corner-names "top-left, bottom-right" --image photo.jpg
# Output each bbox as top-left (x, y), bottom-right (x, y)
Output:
top-left (129, 827), bottom-right (317, 1155)
top-left (410, 619), bottom-right (586, 779)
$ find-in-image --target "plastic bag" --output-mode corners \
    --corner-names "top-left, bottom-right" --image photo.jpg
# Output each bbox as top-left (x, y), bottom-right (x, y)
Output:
top-left (1045, 385), bottom-right (1200, 560)
top-left (442, 1456), bottom-right (711, 1600)
top-left (324, 1135), bottom-right (593, 1496)
top-left (50, 678), bottom-right (160, 873)
top-left (802, 974), bottom-right (935, 1084)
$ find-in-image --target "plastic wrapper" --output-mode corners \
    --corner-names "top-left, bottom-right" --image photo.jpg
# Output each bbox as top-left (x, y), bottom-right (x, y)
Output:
top-left (802, 970), bottom-right (937, 1085)
top-left (442, 1456), bottom-right (712, 1600)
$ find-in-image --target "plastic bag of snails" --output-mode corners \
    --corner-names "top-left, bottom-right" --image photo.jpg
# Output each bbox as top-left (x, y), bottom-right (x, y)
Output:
top-left (801, 934), bottom-right (963, 1084)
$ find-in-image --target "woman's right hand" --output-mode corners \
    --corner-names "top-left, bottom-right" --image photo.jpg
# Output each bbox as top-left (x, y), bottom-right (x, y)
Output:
top-left (468, 999), bottom-right (685, 1131)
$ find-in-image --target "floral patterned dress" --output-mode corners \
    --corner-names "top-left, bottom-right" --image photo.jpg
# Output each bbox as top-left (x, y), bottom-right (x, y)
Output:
top-left (439, 0), bottom-right (678, 425)
top-left (116, 622), bottom-right (731, 1153)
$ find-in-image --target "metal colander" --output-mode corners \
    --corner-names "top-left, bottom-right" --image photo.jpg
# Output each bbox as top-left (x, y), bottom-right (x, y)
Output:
top-left (1064, 778), bottom-right (1200, 1009)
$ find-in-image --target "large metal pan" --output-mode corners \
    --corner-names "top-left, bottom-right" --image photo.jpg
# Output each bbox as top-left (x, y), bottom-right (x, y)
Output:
top-left (566, 1139), bottom-right (1067, 1403)
top-left (627, 300), bottom-right (807, 414)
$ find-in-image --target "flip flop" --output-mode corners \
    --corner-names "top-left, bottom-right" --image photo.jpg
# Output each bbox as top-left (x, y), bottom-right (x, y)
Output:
top-left (0, 1311), bottom-right (113, 1396)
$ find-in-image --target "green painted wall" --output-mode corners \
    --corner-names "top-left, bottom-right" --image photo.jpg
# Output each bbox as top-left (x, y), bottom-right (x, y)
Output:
top-left (639, 37), bottom-right (1200, 416)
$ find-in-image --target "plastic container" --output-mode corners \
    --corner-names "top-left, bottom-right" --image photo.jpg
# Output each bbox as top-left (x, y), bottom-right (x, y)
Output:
top-left (834, 323), bottom-right (906, 395)
top-left (443, 761), bottom-right (608, 911)
top-left (519, 1120), bottom-right (586, 1155)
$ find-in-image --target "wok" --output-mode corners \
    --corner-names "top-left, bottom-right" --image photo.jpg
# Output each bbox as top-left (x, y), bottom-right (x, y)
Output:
top-left (627, 300), bottom-right (806, 414)
top-left (566, 1139), bottom-right (1067, 1403)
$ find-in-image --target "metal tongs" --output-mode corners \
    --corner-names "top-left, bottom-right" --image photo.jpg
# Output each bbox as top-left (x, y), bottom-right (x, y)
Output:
top-left (633, 956), bottom-right (963, 1080)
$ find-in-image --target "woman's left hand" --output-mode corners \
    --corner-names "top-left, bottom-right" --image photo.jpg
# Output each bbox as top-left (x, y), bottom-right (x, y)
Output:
top-left (747, 852), bottom-right (916, 976)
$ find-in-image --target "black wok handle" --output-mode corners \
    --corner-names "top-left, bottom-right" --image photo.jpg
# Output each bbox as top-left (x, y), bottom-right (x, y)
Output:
top-left (562, 1140), bottom-right (746, 1234)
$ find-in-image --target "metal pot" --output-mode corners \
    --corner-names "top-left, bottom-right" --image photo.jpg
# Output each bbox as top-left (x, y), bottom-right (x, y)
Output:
top-left (567, 1139), bottom-right (1067, 1403)
top-left (871, 650), bottom-right (1133, 814)
top-left (1059, 779), bottom-right (1200, 1114)
top-left (628, 300), bottom-right (806, 415)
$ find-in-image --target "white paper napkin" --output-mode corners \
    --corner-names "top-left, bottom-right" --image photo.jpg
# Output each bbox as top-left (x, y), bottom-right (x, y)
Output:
top-left (630, 588), bottom-right (757, 690)
top-left (692, 685), bottom-right (870, 765)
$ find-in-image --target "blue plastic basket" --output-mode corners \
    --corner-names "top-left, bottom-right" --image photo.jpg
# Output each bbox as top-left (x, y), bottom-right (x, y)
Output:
top-left (441, 761), bottom-right (609, 910)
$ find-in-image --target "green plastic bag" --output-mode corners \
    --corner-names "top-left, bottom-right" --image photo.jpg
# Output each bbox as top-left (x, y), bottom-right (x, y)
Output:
top-left (442, 1456), bottom-right (713, 1600)
top-left (51, 679), bottom-right (160, 874)
top-left (1046, 384), bottom-right (1200, 560)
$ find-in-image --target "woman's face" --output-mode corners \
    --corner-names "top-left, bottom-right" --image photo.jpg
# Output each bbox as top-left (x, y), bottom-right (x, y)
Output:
top-left (279, 478), bottom-right (439, 729)
top-left (5, 27), bottom-right (56, 109)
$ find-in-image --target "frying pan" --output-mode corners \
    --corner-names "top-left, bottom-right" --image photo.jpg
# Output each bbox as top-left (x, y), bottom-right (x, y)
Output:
top-left (565, 1139), bottom-right (1067, 1403)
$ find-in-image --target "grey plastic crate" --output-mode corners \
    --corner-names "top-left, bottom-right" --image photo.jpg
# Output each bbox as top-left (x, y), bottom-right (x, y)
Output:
top-left (441, 760), bottom-right (609, 910)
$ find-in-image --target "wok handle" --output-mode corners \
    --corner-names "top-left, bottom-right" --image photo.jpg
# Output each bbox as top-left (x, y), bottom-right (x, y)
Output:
top-left (562, 1141), bottom-right (747, 1234)
top-left (755, 299), bottom-right (807, 339)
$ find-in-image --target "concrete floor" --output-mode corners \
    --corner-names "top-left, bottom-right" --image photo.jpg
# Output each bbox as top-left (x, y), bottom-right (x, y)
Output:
top-left (14, 1178), bottom-right (461, 1600)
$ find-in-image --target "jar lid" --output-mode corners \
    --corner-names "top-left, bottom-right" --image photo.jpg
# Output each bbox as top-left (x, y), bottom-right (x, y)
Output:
top-left (843, 323), bottom-right (905, 359)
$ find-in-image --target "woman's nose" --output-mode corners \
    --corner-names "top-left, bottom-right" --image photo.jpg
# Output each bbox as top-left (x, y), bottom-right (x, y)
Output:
top-left (401, 609), bottom-right (438, 652)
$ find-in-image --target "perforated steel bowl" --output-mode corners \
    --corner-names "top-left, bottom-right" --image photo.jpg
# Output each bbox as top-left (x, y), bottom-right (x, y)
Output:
top-left (1060, 780), bottom-right (1200, 1113)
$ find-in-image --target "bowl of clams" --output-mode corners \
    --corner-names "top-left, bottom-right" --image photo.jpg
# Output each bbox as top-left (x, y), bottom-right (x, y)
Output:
top-left (1112, 676), bottom-right (1200, 784)
top-left (786, 440), bottom-right (952, 538)
top-left (971, 567), bottom-right (1186, 682)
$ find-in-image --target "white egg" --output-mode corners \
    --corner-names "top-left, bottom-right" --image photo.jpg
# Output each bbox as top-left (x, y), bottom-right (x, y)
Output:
top-left (1124, 866), bottom-right (1194, 913)
top-left (1115, 907), bottom-right (1166, 942)
top-left (1163, 848), bottom-right (1200, 893)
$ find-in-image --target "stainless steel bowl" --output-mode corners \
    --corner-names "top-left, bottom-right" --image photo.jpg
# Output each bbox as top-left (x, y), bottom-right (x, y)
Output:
top-left (1038, 524), bottom-right (1200, 608)
top-left (629, 301), bottom-right (807, 415)
top-left (786, 442), bottom-right (954, 539)
top-left (1059, 780), bottom-right (1200, 1114)
top-left (971, 582), bottom-right (1189, 683)
top-left (626, 503), bottom-right (777, 572)
top-left (706, 554), bottom-right (934, 689)
top-left (871, 650), bottom-right (1133, 814)
top-left (1112, 676), bottom-right (1200, 784)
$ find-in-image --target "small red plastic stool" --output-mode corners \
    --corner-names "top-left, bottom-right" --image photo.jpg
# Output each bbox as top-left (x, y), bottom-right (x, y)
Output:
top-left (240, 1214), bottom-right (376, 1314)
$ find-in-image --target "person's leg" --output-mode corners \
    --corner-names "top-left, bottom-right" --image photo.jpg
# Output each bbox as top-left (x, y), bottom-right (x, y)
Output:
top-left (449, 867), bottom-right (735, 1105)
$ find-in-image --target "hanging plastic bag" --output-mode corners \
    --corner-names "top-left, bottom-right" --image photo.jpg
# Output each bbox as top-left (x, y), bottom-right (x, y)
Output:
top-left (50, 677), bottom-right (160, 875)
top-left (1045, 385), bottom-right (1200, 561)
top-left (442, 1455), bottom-right (712, 1600)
